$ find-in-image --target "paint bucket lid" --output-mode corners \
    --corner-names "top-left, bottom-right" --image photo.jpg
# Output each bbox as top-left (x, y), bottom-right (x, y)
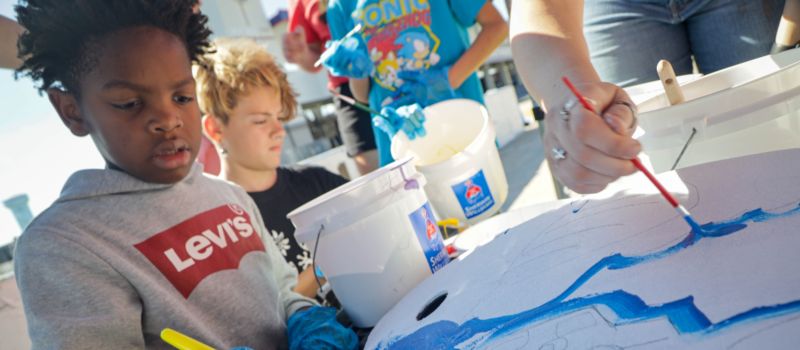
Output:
top-left (636, 49), bottom-right (800, 171)
top-left (289, 156), bottom-right (426, 245)
top-left (637, 48), bottom-right (800, 141)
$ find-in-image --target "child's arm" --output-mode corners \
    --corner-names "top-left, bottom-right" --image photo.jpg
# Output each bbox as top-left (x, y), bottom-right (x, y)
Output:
top-left (349, 78), bottom-right (370, 103)
top-left (14, 230), bottom-right (145, 349)
top-left (326, 0), bottom-right (372, 104)
top-left (295, 267), bottom-right (325, 298)
top-left (448, 2), bottom-right (509, 89)
top-left (247, 201), bottom-right (317, 317)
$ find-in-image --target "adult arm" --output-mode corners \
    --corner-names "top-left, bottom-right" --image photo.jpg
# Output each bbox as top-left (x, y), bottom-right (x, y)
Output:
top-left (510, 0), bottom-right (640, 193)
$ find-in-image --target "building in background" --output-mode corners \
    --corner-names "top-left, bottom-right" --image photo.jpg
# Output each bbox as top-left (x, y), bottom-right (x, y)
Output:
top-left (3, 194), bottom-right (32, 230)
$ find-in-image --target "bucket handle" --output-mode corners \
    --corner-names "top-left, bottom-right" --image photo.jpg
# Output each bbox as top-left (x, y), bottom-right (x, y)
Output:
top-left (312, 224), bottom-right (325, 291)
top-left (400, 165), bottom-right (419, 190)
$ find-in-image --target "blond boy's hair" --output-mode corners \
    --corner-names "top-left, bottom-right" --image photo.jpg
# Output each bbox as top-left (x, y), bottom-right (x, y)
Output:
top-left (194, 38), bottom-right (297, 123)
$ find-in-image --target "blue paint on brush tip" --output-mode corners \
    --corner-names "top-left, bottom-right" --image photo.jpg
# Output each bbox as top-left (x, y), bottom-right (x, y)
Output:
top-left (684, 215), bottom-right (705, 233)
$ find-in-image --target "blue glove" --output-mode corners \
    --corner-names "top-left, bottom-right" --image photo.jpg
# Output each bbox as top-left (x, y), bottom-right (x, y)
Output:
top-left (373, 103), bottom-right (427, 140)
top-left (396, 66), bottom-right (457, 107)
top-left (287, 306), bottom-right (357, 350)
top-left (321, 35), bottom-right (373, 79)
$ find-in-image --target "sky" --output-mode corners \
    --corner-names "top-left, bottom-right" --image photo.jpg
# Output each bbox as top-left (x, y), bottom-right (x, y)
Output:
top-left (0, 1), bottom-right (105, 245)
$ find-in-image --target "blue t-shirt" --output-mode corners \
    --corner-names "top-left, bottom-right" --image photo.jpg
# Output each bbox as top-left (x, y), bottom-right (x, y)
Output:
top-left (327, 0), bottom-right (487, 165)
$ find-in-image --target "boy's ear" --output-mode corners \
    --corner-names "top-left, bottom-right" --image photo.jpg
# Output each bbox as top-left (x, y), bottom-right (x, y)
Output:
top-left (47, 88), bottom-right (90, 137)
top-left (202, 114), bottom-right (224, 144)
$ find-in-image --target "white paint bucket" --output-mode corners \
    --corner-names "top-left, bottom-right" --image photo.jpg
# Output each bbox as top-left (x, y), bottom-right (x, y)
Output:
top-left (391, 99), bottom-right (509, 225)
top-left (636, 49), bottom-right (800, 172)
top-left (288, 157), bottom-right (450, 327)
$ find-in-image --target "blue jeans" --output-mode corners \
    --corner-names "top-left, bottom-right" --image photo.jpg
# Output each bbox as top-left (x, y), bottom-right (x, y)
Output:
top-left (584, 0), bottom-right (785, 86)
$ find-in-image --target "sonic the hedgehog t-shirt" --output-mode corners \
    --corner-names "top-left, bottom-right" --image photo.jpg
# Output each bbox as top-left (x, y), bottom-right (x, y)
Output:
top-left (327, 0), bottom-right (487, 163)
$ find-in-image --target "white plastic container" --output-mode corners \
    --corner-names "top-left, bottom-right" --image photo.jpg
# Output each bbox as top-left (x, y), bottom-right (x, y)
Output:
top-left (636, 49), bottom-right (800, 172)
top-left (391, 99), bottom-right (509, 225)
top-left (287, 157), bottom-right (449, 328)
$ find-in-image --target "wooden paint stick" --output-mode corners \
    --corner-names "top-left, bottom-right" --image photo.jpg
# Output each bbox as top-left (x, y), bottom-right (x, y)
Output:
top-left (657, 59), bottom-right (685, 105)
top-left (772, 0), bottom-right (800, 53)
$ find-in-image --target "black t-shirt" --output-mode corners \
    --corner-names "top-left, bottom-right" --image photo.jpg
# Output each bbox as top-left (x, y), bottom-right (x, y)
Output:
top-left (248, 166), bottom-right (347, 274)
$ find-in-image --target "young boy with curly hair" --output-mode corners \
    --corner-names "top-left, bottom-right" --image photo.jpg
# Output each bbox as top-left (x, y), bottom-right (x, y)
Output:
top-left (11, 0), bottom-right (355, 348)
top-left (194, 38), bottom-right (347, 303)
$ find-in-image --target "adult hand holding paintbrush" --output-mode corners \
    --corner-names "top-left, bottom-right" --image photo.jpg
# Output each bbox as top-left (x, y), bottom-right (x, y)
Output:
top-left (511, 0), bottom-right (643, 194)
top-left (538, 78), bottom-right (642, 194)
top-left (562, 77), bottom-right (703, 231)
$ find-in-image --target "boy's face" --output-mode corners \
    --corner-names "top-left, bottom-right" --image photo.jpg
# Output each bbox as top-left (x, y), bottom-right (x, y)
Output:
top-left (210, 86), bottom-right (285, 172)
top-left (50, 27), bottom-right (201, 184)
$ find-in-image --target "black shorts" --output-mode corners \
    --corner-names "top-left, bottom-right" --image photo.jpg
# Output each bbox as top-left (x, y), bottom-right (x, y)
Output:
top-left (332, 83), bottom-right (377, 157)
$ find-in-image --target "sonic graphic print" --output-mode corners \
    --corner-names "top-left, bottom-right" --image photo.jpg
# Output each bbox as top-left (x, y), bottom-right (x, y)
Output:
top-left (327, 0), bottom-right (487, 163)
top-left (355, 0), bottom-right (441, 94)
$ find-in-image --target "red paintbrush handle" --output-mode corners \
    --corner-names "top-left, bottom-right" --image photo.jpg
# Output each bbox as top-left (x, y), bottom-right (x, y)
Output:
top-left (562, 77), bottom-right (597, 113)
top-left (631, 158), bottom-right (680, 208)
top-left (562, 76), bottom-right (682, 210)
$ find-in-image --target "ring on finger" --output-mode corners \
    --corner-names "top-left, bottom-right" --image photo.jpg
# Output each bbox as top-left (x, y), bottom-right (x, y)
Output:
top-left (551, 146), bottom-right (567, 161)
top-left (614, 100), bottom-right (638, 130)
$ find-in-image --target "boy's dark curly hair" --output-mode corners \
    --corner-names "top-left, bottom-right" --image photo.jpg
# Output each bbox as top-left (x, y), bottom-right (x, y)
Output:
top-left (14, 0), bottom-right (212, 94)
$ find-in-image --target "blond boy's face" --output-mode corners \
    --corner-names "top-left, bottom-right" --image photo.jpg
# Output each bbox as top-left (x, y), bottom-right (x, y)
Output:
top-left (215, 86), bottom-right (285, 171)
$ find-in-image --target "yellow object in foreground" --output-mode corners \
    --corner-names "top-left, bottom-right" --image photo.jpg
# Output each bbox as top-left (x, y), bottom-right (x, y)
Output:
top-left (437, 218), bottom-right (466, 239)
top-left (161, 328), bottom-right (216, 350)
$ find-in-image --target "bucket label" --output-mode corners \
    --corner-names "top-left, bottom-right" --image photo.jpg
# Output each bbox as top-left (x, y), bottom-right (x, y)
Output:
top-left (408, 202), bottom-right (449, 273)
top-left (452, 169), bottom-right (495, 219)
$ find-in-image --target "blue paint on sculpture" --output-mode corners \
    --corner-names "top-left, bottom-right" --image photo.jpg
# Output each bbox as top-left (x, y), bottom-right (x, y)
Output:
top-left (377, 204), bottom-right (800, 349)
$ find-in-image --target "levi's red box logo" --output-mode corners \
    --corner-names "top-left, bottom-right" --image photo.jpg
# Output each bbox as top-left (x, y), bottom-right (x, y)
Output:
top-left (134, 204), bottom-right (266, 298)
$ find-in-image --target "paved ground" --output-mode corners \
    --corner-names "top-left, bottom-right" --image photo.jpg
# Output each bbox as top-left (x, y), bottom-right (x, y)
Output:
top-left (497, 101), bottom-right (561, 212)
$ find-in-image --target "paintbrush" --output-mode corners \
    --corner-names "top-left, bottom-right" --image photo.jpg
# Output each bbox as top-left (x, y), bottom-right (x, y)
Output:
top-left (328, 88), bottom-right (381, 115)
top-left (561, 76), bottom-right (703, 232)
top-left (314, 23), bottom-right (363, 68)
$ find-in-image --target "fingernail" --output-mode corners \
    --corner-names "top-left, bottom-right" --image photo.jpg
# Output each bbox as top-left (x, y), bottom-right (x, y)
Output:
top-left (603, 115), bottom-right (622, 134)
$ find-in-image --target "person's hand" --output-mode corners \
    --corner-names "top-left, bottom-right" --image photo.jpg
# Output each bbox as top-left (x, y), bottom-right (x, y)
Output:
top-left (321, 34), bottom-right (373, 79)
top-left (396, 66), bottom-right (457, 107)
top-left (374, 103), bottom-right (426, 140)
top-left (294, 266), bottom-right (325, 299)
top-left (287, 306), bottom-right (358, 350)
top-left (282, 27), bottom-right (312, 64)
top-left (544, 81), bottom-right (641, 193)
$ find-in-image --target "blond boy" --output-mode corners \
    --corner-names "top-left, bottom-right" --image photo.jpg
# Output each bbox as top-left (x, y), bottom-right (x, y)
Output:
top-left (195, 39), bottom-right (347, 301)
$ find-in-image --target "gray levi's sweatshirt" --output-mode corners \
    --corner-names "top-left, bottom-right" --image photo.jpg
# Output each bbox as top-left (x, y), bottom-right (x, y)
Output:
top-left (13, 164), bottom-right (316, 349)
